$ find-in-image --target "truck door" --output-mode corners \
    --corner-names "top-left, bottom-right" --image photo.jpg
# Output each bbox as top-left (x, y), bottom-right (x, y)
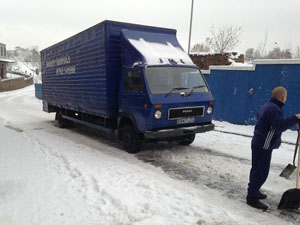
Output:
top-left (121, 68), bottom-right (146, 130)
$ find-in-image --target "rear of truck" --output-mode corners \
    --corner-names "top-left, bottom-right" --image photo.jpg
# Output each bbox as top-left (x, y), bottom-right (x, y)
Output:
top-left (41, 22), bottom-right (110, 118)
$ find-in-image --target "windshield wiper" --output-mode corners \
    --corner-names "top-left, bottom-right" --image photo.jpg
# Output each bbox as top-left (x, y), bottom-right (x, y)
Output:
top-left (165, 87), bottom-right (189, 97)
top-left (187, 85), bottom-right (206, 96)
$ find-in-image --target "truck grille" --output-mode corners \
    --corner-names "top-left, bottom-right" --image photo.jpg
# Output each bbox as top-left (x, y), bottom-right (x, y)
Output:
top-left (168, 106), bottom-right (205, 120)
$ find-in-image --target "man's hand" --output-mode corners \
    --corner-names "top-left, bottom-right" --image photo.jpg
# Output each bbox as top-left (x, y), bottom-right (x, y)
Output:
top-left (296, 114), bottom-right (300, 119)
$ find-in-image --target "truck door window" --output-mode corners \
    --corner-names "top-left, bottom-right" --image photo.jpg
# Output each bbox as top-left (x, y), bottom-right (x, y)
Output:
top-left (125, 69), bottom-right (143, 92)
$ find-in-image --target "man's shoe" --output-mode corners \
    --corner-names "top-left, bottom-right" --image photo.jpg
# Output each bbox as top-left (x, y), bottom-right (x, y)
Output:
top-left (258, 192), bottom-right (267, 200)
top-left (247, 200), bottom-right (268, 210)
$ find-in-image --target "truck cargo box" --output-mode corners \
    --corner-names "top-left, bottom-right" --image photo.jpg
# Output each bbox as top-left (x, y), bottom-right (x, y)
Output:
top-left (41, 20), bottom-right (176, 118)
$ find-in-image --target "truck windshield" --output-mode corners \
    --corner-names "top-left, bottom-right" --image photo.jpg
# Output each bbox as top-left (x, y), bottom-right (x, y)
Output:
top-left (145, 67), bottom-right (208, 94)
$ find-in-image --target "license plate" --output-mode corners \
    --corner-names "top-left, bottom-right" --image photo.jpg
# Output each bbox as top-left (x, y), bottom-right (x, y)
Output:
top-left (177, 117), bottom-right (195, 124)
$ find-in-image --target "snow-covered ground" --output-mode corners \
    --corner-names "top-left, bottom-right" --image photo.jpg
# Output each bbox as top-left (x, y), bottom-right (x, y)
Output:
top-left (9, 57), bottom-right (37, 76)
top-left (3, 73), bottom-right (22, 80)
top-left (0, 86), bottom-right (299, 225)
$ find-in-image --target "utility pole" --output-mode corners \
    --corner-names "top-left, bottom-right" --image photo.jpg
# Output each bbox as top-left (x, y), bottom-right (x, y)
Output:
top-left (188, 0), bottom-right (194, 54)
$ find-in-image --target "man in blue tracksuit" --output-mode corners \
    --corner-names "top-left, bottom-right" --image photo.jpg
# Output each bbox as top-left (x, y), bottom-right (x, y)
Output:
top-left (247, 87), bottom-right (300, 210)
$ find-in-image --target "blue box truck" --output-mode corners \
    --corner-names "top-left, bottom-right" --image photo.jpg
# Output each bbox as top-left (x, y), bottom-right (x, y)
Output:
top-left (41, 20), bottom-right (215, 153)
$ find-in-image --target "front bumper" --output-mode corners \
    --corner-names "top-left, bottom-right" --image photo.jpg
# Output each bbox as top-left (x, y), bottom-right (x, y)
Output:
top-left (144, 123), bottom-right (215, 140)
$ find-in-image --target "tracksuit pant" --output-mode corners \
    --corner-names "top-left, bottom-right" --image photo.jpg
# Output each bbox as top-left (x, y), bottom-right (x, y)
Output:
top-left (247, 144), bottom-right (273, 202)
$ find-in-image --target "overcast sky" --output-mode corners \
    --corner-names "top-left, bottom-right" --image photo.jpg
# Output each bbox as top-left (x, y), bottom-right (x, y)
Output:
top-left (0, 0), bottom-right (299, 53)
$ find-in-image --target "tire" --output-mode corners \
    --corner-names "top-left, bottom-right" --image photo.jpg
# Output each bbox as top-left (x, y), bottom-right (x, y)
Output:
top-left (121, 124), bottom-right (142, 154)
top-left (56, 111), bottom-right (65, 128)
top-left (55, 110), bottom-right (74, 128)
top-left (55, 111), bottom-right (70, 128)
top-left (178, 134), bottom-right (195, 146)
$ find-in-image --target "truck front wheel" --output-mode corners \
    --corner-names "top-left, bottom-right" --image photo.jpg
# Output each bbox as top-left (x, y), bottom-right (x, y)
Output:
top-left (178, 134), bottom-right (196, 146)
top-left (121, 124), bottom-right (142, 154)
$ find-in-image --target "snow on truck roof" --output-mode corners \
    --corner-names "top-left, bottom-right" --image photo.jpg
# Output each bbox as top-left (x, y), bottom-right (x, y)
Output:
top-left (122, 29), bottom-right (194, 66)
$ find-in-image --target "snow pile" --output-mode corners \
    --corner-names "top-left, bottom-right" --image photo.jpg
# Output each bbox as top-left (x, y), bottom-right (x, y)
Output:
top-left (228, 61), bottom-right (252, 67)
top-left (4, 73), bottom-right (22, 80)
top-left (189, 52), bottom-right (217, 56)
top-left (227, 51), bottom-right (243, 59)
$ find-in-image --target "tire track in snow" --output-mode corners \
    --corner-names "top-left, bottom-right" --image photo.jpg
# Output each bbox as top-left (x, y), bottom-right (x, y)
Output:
top-left (21, 129), bottom-right (160, 224)
top-left (137, 143), bottom-right (300, 224)
top-left (20, 130), bottom-right (111, 218)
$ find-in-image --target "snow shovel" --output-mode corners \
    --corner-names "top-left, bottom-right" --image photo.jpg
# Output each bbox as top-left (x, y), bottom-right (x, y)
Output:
top-left (278, 133), bottom-right (300, 210)
top-left (279, 129), bottom-right (300, 178)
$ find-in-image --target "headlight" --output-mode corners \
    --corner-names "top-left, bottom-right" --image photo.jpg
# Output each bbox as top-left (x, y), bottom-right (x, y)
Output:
top-left (207, 107), bottom-right (213, 114)
top-left (154, 110), bottom-right (162, 119)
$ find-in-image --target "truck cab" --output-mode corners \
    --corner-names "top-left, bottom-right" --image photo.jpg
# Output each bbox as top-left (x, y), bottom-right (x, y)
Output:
top-left (118, 29), bottom-right (214, 152)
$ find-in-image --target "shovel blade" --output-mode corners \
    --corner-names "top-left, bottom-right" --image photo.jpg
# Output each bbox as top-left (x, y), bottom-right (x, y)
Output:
top-left (278, 188), bottom-right (300, 209)
top-left (279, 164), bottom-right (297, 178)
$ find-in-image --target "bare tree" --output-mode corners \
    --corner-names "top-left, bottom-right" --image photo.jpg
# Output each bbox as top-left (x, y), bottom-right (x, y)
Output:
top-left (267, 47), bottom-right (292, 59)
top-left (295, 46), bottom-right (300, 59)
top-left (267, 47), bottom-right (281, 59)
top-left (205, 25), bottom-right (243, 53)
top-left (245, 48), bottom-right (255, 60)
top-left (190, 43), bottom-right (210, 53)
top-left (252, 29), bottom-right (269, 59)
top-left (260, 29), bottom-right (269, 58)
top-left (254, 49), bottom-right (262, 59)
top-left (282, 49), bottom-right (292, 59)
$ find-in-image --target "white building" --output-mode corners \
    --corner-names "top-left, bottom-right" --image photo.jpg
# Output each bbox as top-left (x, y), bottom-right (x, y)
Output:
top-left (0, 43), bottom-right (9, 79)
top-left (0, 43), bottom-right (7, 59)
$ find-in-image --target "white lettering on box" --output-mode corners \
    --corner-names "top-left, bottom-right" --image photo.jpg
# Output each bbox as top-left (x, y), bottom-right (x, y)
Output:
top-left (56, 66), bottom-right (76, 75)
top-left (46, 56), bottom-right (71, 68)
top-left (46, 56), bottom-right (76, 75)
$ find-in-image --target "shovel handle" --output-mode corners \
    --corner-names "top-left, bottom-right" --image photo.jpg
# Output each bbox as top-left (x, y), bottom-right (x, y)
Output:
top-left (297, 149), bottom-right (300, 189)
top-left (297, 130), bottom-right (300, 189)
top-left (292, 130), bottom-right (300, 165)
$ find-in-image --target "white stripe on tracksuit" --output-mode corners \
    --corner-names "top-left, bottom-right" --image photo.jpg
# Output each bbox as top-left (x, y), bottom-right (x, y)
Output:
top-left (263, 127), bottom-right (275, 150)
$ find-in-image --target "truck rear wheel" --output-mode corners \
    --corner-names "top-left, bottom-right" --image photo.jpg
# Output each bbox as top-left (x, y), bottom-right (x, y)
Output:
top-left (56, 111), bottom-right (66, 128)
top-left (178, 134), bottom-right (195, 146)
top-left (55, 110), bottom-right (73, 128)
top-left (121, 124), bottom-right (142, 154)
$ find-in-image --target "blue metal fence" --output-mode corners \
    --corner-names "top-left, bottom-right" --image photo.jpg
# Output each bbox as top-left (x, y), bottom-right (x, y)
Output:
top-left (203, 60), bottom-right (300, 125)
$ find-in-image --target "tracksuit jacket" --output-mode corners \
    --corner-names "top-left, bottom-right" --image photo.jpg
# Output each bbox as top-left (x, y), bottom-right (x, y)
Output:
top-left (252, 97), bottom-right (299, 150)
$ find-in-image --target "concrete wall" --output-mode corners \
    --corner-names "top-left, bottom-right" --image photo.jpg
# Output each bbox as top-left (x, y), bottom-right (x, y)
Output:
top-left (0, 76), bottom-right (33, 92)
top-left (202, 59), bottom-right (300, 126)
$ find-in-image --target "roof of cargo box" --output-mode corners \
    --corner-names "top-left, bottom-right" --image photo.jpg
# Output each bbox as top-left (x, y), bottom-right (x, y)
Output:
top-left (121, 29), bottom-right (194, 66)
